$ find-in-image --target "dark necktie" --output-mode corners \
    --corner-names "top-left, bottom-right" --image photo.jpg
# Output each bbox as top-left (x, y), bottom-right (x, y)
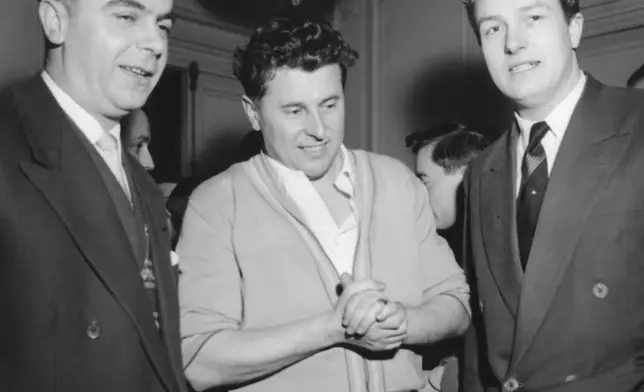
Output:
top-left (517, 121), bottom-right (550, 270)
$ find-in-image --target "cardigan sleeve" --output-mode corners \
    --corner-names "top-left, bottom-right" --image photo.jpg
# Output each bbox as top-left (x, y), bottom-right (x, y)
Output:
top-left (412, 169), bottom-right (471, 316)
top-left (176, 173), bottom-right (242, 369)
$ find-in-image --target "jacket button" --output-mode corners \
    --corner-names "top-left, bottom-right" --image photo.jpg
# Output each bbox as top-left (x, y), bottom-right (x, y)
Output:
top-left (564, 374), bottom-right (577, 383)
top-left (86, 320), bottom-right (101, 340)
top-left (479, 300), bottom-right (484, 313)
top-left (503, 377), bottom-right (520, 391)
top-left (592, 283), bottom-right (608, 299)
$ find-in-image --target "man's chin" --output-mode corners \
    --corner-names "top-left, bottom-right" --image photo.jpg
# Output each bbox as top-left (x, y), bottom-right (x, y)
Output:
top-left (115, 92), bottom-right (151, 112)
top-left (303, 162), bottom-right (334, 182)
top-left (304, 170), bottom-right (327, 182)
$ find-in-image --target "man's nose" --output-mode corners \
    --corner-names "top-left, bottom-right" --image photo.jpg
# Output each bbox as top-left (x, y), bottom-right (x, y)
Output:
top-left (137, 23), bottom-right (166, 59)
top-left (305, 111), bottom-right (326, 139)
top-left (504, 25), bottom-right (527, 55)
top-left (139, 145), bottom-right (155, 171)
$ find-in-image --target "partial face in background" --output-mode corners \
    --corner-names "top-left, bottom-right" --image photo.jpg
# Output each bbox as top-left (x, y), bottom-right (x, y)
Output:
top-left (40, 0), bottom-right (173, 120)
top-left (416, 144), bottom-right (466, 230)
top-left (242, 64), bottom-right (345, 181)
top-left (474, 0), bottom-right (583, 113)
top-left (124, 109), bottom-right (155, 170)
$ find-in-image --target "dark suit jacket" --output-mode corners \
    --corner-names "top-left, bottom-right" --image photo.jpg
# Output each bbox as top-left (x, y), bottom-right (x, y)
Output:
top-left (463, 75), bottom-right (644, 392)
top-left (0, 75), bottom-right (186, 392)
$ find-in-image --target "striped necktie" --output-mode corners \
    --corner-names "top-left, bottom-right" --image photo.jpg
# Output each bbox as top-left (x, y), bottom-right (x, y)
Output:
top-left (517, 121), bottom-right (550, 270)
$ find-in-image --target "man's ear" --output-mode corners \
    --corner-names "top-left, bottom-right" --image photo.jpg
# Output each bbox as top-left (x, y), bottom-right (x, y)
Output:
top-left (241, 96), bottom-right (261, 131)
top-left (39, 0), bottom-right (70, 46)
top-left (568, 12), bottom-right (584, 49)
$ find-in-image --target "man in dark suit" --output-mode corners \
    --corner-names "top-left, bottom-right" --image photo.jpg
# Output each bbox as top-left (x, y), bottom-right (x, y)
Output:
top-left (461, 0), bottom-right (644, 391)
top-left (0, 0), bottom-right (186, 391)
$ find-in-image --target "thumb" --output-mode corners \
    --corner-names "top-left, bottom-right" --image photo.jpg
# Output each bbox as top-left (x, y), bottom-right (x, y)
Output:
top-left (340, 273), bottom-right (353, 288)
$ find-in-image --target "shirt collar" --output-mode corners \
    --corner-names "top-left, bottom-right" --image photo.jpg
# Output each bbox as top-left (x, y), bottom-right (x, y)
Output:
top-left (264, 145), bottom-right (355, 197)
top-left (41, 71), bottom-right (121, 145)
top-left (515, 71), bottom-right (587, 143)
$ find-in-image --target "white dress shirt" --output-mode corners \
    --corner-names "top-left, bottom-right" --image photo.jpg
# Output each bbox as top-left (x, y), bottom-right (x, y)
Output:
top-left (265, 146), bottom-right (358, 275)
top-left (514, 72), bottom-right (587, 196)
top-left (41, 71), bottom-right (131, 199)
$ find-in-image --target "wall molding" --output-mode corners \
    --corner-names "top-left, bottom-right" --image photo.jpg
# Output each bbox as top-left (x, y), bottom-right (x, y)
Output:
top-left (173, 0), bottom-right (254, 35)
top-left (579, 26), bottom-right (644, 61)
top-left (168, 2), bottom-right (249, 79)
top-left (582, 0), bottom-right (644, 38)
top-left (169, 37), bottom-right (237, 79)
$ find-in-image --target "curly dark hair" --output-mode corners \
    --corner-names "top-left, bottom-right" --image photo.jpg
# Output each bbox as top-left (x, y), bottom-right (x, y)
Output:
top-left (463, 0), bottom-right (581, 42)
top-left (232, 17), bottom-right (359, 101)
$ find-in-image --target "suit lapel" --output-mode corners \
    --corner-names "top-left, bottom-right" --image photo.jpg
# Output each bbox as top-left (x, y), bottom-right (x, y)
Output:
top-left (127, 157), bottom-right (182, 391)
top-left (480, 126), bottom-right (523, 317)
top-left (15, 77), bottom-right (177, 392)
top-left (512, 77), bottom-right (633, 366)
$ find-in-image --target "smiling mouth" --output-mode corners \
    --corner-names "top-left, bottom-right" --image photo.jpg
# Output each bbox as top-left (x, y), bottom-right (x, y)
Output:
top-left (120, 65), bottom-right (153, 78)
top-left (301, 145), bottom-right (324, 151)
top-left (300, 143), bottom-right (328, 155)
top-left (510, 61), bottom-right (540, 73)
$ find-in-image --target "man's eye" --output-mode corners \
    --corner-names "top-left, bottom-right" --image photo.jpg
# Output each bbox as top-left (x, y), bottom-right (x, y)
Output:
top-left (159, 23), bottom-right (173, 34)
top-left (484, 25), bottom-right (501, 36)
top-left (116, 13), bottom-right (137, 23)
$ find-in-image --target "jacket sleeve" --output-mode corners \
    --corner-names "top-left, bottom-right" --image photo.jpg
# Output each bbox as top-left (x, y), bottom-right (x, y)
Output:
top-left (461, 167), bottom-right (486, 392)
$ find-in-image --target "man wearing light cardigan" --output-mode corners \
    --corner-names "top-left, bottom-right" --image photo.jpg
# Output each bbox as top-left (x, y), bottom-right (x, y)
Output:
top-left (177, 17), bottom-right (470, 392)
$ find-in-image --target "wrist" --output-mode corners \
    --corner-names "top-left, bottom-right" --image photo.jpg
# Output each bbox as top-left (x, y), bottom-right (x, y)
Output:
top-left (318, 310), bottom-right (346, 347)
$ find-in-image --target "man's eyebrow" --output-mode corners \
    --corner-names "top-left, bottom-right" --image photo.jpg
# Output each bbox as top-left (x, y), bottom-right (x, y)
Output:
top-left (103, 0), bottom-right (175, 23)
top-left (280, 102), bottom-right (305, 109)
top-left (103, 0), bottom-right (146, 11)
top-left (519, 1), bottom-right (552, 13)
top-left (320, 95), bottom-right (341, 105)
top-left (160, 11), bottom-right (176, 24)
top-left (476, 15), bottom-right (503, 27)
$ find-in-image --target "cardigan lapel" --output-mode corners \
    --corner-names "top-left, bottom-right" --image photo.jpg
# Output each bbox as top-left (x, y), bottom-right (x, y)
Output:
top-left (245, 155), bottom-right (340, 304)
top-left (511, 76), bottom-right (634, 367)
top-left (15, 76), bottom-right (177, 392)
top-left (479, 126), bottom-right (523, 318)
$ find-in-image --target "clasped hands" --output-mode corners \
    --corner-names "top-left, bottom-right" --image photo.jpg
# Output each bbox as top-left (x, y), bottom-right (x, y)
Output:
top-left (331, 273), bottom-right (408, 352)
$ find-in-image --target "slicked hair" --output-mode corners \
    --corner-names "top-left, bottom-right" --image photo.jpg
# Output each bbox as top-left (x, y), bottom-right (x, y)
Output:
top-left (406, 121), bottom-right (489, 174)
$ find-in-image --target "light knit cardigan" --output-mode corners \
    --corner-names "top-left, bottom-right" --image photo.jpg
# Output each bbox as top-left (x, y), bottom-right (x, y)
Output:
top-left (179, 149), bottom-right (469, 392)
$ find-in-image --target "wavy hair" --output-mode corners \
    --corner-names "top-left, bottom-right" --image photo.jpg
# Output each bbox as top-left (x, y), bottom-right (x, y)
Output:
top-left (233, 17), bottom-right (359, 101)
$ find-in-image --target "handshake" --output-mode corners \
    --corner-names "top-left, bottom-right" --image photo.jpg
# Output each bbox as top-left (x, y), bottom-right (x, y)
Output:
top-left (331, 272), bottom-right (408, 352)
